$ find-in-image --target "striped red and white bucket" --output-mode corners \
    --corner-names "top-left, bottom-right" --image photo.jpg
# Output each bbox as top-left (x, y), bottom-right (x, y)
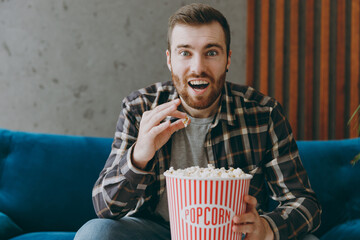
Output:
top-left (164, 173), bottom-right (252, 240)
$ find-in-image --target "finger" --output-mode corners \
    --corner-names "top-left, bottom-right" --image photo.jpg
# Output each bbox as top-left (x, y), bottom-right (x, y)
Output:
top-left (168, 119), bottom-right (188, 134)
top-left (148, 120), bottom-right (171, 137)
top-left (232, 223), bottom-right (255, 234)
top-left (140, 106), bottom-right (176, 133)
top-left (141, 100), bottom-right (180, 122)
top-left (168, 110), bottom-right (188, 120)
top-left (144, 102), bottom-right (182, 129)
top-left (233, 213), bottom-right (256, 225)
top-left (152, 98), bottom-right (181, 113)
top-left (149, 116), bottom-right (188, 138)
top-left (233, 215), bottom-right (242, 224)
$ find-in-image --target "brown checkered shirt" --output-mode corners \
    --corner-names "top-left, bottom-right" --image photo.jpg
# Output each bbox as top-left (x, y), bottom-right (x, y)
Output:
top-left (92, 81), bottom-right (321, 240)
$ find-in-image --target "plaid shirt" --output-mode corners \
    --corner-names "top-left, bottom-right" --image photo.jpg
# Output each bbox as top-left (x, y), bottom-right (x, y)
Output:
top-left (92, 81), bottom-right (321, 240)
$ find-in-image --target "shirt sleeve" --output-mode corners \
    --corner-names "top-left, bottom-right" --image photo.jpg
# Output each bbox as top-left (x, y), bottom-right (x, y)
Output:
top-left (260, 102), bottom-right (322, 240)
top-left (92, 98), bottom-right (156, 219)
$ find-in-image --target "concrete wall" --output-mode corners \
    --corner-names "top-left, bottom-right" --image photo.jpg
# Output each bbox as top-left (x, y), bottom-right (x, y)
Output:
top-left (0, 0), bottom-right (248, 137)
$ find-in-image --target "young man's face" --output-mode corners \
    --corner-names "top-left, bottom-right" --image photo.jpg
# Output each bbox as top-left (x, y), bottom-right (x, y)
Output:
top-left (167, 21), bottom-right (231, 111)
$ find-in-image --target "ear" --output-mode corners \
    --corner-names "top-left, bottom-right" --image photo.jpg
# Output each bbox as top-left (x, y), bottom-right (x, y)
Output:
top-left (166, 49), bottom-right (172, 72)
top-left (226, 50), bottom-right (232, 71)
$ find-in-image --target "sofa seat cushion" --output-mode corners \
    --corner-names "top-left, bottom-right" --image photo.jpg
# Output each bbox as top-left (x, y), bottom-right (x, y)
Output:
top-left (320, 219), bottom-right (360, 240)
top-left (0, 212), bottom-right (23, 239)
top-left (10, 232), bottom-right (76, 240)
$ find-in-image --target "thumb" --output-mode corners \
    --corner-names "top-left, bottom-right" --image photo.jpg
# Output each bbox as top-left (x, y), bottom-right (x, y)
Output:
top-left (169, 119), bottom-right (189, 134)
top-left (244, 195), bottom-right (257, 212)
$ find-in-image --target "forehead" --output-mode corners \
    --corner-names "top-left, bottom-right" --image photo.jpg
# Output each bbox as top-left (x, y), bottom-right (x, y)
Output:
top-left (170, 22), bottom-right (226, 49)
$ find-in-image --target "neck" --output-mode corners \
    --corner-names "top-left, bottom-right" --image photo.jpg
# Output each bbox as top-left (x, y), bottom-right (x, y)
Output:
top-left (180, 95), bottom-right (221, 118)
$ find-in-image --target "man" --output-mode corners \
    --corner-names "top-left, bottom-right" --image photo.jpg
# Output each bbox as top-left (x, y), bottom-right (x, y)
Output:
top-left (75, 3), bottom-right (321, 240)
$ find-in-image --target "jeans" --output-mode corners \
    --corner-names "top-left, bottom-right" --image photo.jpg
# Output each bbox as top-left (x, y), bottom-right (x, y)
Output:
top-left (74, 217), bottom-right (171, 240)
top-left (74, 217), bottom-right (319, 240)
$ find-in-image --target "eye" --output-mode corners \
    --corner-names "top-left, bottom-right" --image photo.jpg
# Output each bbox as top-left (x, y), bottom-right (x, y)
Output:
top-left (180, 51), bottom-right (190, 56)
top-left (206, 50), bottom-right (218, 56)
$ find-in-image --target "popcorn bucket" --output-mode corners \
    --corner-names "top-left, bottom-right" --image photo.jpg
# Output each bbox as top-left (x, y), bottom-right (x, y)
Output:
top-left (164, 173), bottom-right (252, 240)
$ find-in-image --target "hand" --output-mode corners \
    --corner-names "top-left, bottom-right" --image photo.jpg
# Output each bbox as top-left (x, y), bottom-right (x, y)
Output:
top-left (232, 195), bottom-right (274, 240)
top-left (132, 98), bottom-right (188, 169)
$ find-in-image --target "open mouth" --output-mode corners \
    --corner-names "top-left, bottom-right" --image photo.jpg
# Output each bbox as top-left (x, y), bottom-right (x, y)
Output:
top-left (188, 80), bottom-right (209, 90)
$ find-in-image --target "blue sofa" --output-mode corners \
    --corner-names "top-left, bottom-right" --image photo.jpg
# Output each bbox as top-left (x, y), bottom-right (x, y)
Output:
top-left (0, 128), bottom-right (359, 240)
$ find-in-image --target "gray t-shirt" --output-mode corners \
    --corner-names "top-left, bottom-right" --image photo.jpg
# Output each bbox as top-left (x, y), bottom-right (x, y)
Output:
top-left (154, 115), bottom-right (215, 222)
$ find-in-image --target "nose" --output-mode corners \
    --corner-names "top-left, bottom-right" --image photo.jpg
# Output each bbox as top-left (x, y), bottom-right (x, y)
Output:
top-left (190, 54), bottom-right (206, 75)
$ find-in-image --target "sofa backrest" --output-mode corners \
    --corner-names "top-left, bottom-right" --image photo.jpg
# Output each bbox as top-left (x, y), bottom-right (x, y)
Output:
top-left (0, 129), bottom-right (112, 233)
top-left (297, 138), bottom-right (360, 237)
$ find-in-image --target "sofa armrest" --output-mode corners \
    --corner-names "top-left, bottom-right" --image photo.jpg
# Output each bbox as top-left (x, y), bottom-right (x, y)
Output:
top-left (0, 212), bottom-right (23, 239)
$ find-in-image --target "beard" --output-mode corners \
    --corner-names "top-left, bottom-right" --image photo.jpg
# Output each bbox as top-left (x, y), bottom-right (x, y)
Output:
top-left (171, 70), bottom-right (226, 110)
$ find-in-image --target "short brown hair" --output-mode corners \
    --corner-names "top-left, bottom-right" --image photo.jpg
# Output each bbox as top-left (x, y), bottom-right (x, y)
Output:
top-left (167, 3), bottom-right (231, 56)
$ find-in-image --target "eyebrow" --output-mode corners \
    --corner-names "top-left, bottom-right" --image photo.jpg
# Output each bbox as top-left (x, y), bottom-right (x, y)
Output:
top-left (205, 43), bottom-right (224, 51)
top-left (175, 44), bottom-right (192, 50)
top-left (175, 43), bottom-right (224, 51)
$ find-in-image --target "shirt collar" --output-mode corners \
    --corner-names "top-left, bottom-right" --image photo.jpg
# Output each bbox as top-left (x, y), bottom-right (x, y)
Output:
top-left (211, 82), bottom-right (238, 128)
